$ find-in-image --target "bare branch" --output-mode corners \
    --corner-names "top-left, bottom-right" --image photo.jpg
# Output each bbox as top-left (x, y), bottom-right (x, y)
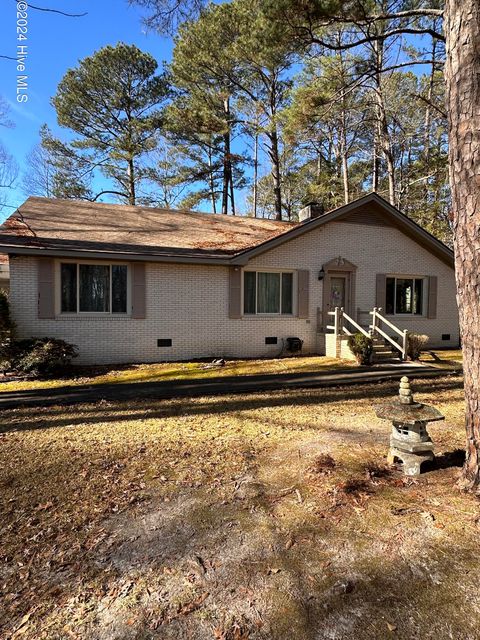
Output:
top-left (15, 1), bottom-right (87, 17)
top-left (91, 190), bottom-right (129, 202)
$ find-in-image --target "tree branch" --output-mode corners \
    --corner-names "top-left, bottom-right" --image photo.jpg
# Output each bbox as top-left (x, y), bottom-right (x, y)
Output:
top-left (18, 1), bottom-right (87, 17)
top-left (91, 190), bottom-right (129, 202)
top-left (329, 9), bottom-right (443, 23)
top-left (310, 27), bottom-right (445, 50)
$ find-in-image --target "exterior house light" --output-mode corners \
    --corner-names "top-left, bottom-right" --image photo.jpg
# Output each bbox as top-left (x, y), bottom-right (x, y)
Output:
top-left (318, 268), bottom-right (325, 280)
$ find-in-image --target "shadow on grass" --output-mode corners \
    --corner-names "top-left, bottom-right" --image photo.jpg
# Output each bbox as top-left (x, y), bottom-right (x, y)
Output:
top-left (421, 448), bottom-right (466, 474)
top-left (0, 375), bottom-right (464, 435)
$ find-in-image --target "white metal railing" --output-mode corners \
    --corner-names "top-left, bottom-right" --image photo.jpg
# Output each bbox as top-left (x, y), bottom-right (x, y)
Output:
top-left (370, 307), bottom-right (407, 360)
top-left (326, 306), bottom-right (408, 360)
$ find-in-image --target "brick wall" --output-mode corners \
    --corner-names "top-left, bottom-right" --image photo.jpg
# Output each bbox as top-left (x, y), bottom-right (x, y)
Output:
top-left (9, 220), bottom-right (459, 364)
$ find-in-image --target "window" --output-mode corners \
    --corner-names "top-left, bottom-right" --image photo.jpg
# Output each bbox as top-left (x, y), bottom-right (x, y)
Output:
top-left (60, 263), bottom-right (128, 314)
top-left (386, 276), bottom-right (424, 315)
top-left (244, 271), bottom-right (293, 315)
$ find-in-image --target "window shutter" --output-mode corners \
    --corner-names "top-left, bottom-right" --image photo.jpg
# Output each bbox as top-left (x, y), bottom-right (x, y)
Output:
top-left (38, 257), bottom-right (55, 319)
top-left (131, 262), bottom-right (146, 319)
top-left (229, 267), bottom-right (242, 319)
top-left (427, 276), bottom-right (438, 319)
top-left (375, 274), bottom-right (387, 310)
top-left (297, 269), bottom-right (309, 318)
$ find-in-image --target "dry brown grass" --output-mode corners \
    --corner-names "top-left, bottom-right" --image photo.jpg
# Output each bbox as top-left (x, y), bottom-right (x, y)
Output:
top-left (1, 374), bottom-right (479, 640)
top-left (0, 355), bottom-right (351, 394)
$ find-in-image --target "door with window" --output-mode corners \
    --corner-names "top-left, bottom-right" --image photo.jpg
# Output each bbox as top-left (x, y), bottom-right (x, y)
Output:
top-left (320, 258), bottom-right (357, 332)
top-left (329, 276), bottom-right (347, 310)
top-left (327, 273), bottom-right (351, 314)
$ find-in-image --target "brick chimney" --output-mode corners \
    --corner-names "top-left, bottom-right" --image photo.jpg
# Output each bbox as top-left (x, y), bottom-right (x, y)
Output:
top-left (298, 201), bottom-right (325, 222)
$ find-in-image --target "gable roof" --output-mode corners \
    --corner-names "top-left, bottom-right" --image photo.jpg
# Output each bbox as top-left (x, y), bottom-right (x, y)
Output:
top-left (0, 193), bottom-right (454, 267)
top-left (232, 193), bottom-right (454, 268)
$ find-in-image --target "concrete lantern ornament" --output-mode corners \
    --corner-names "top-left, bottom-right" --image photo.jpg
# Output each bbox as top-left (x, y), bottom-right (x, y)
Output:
top-left (375, 377), bottom-right (445, 476)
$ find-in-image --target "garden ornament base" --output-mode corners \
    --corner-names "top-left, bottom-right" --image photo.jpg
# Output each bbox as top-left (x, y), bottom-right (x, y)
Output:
top-left (375, 377), bottom-right (445, 476)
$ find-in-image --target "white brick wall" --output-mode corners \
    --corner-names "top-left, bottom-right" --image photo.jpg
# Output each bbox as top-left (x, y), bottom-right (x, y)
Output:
top-left (9, 220), bottom-right (459, 364)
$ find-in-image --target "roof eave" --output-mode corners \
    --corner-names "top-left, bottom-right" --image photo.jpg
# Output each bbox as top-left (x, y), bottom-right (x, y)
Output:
top-left (2, 245), bottom-right (234, 266)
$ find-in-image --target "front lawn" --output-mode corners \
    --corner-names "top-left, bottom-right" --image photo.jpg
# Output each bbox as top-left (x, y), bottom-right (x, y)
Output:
top-left (420, 349), bottom-right (463, 369)
top-left (0, 355), bottom-right (351, 393)
top-left (1, 374), bottom-right (478, 640)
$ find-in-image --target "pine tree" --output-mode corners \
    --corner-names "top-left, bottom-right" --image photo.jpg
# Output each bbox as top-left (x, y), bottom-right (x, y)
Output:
top-left (52, 43), bottom-right (169, 205)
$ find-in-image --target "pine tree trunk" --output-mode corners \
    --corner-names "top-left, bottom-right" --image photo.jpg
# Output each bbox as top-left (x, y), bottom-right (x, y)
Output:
top-left (339, 52), bottom-right (350, 204)
top-left (222, 96), bottom-right (232, 215)
top-left (372, 128), bottom-right (380, 192)
top-left (253, 131), bottom-right (258, 217)
top-left (127, 158), bottom-right (136, 206)
top-left (267, 128), bottom-right (282, 220)
top-left (372, 37), bottom-right (396, 205)
top-left (207, 146), bottom-right (217, 214)
top-left (229, 163), bottom-right (236, 215)
top-left (374, 85), bottom-right (396, 205)
top-left (444, 0), bottom-right (480, 488)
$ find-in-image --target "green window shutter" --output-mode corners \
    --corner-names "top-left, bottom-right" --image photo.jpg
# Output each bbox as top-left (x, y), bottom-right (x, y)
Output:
top-left (38, 257), bottom-right (55, 319)
top-left (229, 266), bottom-right (242, 319)
top-left (297, 269), bottom-right (309, 318)
top-left (427, 276), bottom-right (438, 319)
top-left (131, 262), bottom-right (146, 319)
top-left (376, 274), bottom-right (387, 310)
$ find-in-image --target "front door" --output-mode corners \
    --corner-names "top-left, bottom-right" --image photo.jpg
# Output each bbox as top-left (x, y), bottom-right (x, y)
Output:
top-left (320, 257), bottom-right (357, 332)
top-left (329, 275), bottom-right (347, 311)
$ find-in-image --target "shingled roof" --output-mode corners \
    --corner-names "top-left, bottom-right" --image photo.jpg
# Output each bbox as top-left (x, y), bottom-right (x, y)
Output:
top-left (0, 193), bottom-right (454, 267)
top-left (0, 197), bottom-right (295, 262)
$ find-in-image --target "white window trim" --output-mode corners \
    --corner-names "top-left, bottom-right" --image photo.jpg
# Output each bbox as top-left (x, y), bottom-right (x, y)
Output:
top-left (56, 259), bottom-right (131, 317)
top-left (385, 274), bottom-right (428, 317)
top-left (242, 268), bottom-right (297, 317)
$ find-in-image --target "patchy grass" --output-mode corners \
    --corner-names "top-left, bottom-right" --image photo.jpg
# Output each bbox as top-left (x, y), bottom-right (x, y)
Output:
top-left (2, 374), bottom-right (479, 640)
top-left (0, 355), bottom-right (351, 394)
top-left (420, 349), bottom-right (463, 370)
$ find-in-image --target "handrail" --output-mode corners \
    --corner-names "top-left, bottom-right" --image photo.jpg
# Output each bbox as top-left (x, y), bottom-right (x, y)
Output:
top-left (342, 309), bottom-right (370, 337)
top-left (370, 308), bottom-right (404, 337)
top-left (375, 326), bottom-right (403, 354)
top-left (370, 307), bottom-right (407, 359)
top-left (327, 307), bottom-right (369, 337)
top-left (326, 306), bottom-right (407, 361)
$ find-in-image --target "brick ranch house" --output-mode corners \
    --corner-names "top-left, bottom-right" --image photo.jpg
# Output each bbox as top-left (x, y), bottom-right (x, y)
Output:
top-left (0, 192), bottom-right (459, 365)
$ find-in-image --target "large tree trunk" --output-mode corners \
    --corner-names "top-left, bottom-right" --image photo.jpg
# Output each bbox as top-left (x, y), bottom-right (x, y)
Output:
top-left (444, 0), bottom-right (480, 487)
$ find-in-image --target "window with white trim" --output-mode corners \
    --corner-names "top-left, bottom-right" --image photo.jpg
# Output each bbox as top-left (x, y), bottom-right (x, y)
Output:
top-left (60, 263), bottom-right (128, 314)
top-left (385, 276), bottom-right (425, 315)
top-left (244, 270), bottom-right (293, 315)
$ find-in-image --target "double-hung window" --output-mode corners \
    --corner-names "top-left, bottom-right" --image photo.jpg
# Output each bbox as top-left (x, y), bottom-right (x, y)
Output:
top-left (385, 276), bottom-right (425, 316)
top-left (244, 270), bottom-right (293, 315)
top-left (60, 263), bottom-right (128, 314)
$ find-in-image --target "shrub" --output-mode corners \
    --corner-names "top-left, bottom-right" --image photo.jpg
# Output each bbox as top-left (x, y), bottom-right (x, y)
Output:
top-left (11, 338), bottom-right (79, 375)
top-left (347, 333), bottom-right (373, 366)
top-left (0, 290), bottom-right (15, 372)
top-left (406, 332), bottom-right (429, 361)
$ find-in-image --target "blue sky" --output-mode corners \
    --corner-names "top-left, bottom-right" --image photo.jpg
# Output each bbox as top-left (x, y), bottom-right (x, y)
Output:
top-left (0, 0), bottom-right (174, 220)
